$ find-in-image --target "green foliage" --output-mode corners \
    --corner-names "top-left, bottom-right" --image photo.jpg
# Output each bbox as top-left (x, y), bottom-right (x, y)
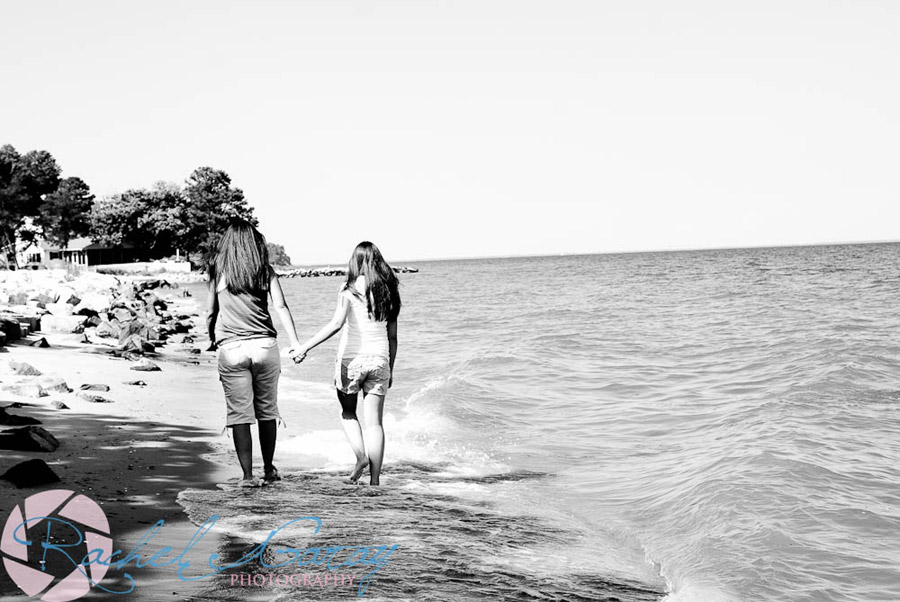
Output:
top-left (267, 243), bottom-right (292, 266)
top-left (182, 167), bottom-right (256, 260)
top-left (35, 177), bottom-right (95, 248)
top-left (0, 144), bottom-right (73, 265)
top-left (90, 185), bottom-right (184, 260)
top-left (0, 143), bottom-right (259, 268)
top-left (90, 168), bottom-right (258, 262)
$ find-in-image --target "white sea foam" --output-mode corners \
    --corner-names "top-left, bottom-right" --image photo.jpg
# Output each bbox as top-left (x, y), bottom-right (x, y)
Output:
top-left (279, 376), bottom-right (507, 476)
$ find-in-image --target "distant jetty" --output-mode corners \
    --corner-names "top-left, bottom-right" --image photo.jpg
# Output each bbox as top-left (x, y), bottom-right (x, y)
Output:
top-left (275, 266), bottom-right (419, 278)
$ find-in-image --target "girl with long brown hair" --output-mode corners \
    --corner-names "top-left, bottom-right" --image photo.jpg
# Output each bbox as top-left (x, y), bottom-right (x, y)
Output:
top-left (206, 220), bottom-right (302, 487)
top-left (295, 241), bottom-right (401, 486)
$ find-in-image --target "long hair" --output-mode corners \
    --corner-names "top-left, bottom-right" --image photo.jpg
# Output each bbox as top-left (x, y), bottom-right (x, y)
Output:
top-left (208, 220), bottom-right (271, 295)
top-left (344, 241), bottom-right (401, 322)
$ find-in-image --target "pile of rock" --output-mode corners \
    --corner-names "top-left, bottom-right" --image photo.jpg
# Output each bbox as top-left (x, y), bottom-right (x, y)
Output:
top-left (276, 265), bottom-right (418, 278)
top-left (276, 267), bottom-right (347, 278)
top-left (81, 279), bottom-right (196, 354)
top-left (0, 271), bottom-right (196, 354)
top-left (0, 360), bottom-right (69, 488)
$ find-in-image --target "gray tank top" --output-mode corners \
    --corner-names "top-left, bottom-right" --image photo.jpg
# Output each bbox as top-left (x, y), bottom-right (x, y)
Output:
top-left (214, 285), bottom-right (277, 346)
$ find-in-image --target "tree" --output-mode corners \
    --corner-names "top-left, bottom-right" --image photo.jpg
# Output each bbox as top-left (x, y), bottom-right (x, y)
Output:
top-left (267, 243), bottom-right (292, 266)
top-left (35, 177), bottom-right (95, 248)
top-left (182, 167), bottom-right (256, 260)
top-left (90, 183), bottom-right (184, 260)
top-left (89, 168), bottom-right (258, 263)
top-left (91, 189), bottom-right (155, 254)
top-left (0, 145), bottom-right (62, 264)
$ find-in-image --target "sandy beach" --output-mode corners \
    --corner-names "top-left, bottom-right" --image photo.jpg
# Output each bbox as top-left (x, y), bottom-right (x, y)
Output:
top-left (0, 273), bottom-right (239, 600)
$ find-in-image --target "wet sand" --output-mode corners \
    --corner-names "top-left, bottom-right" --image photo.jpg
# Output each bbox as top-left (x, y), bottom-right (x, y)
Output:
top-left (0, 331), bottom-right (238, 600)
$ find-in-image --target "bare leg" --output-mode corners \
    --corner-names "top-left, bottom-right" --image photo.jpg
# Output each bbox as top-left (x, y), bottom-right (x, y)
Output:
top-left (232, 424), bottom-right (254, 480)
top-left (362, 392), bottom-right (385, 486)
top-left (337, 390), bottom-right (368, 481)
top-left (258, 419), bottom-right (277, 476)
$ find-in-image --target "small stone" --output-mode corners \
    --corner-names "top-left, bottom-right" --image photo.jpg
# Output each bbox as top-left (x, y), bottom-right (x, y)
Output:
top-left (77, 392), bottom-right (113, 403)
top-left (80, 383), bottom-right (111, 392)
top-left (27, 337), bottom-right (50, 348)
top-left (1, 459), bottom-right (61, 488)
top-left (2, 383), bottom-right (47, 398)
top-left (10, 361), bottom-right (42, 376)
top-left (130, 359), bottom-right (161, 372)
top-left (51, 401), bottom-right (70, 410)
top-left (37, 375), bottom-right (72, 394)
top-left (124, 380), bottom-right (147, 386)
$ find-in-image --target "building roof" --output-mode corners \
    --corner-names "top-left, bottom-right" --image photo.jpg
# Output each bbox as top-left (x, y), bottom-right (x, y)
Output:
top-left (39, 237), bottom-right (134, 252)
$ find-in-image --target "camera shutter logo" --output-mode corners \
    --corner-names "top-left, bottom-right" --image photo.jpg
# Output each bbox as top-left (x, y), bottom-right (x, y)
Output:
top-left (1, 489), bottom-right (113, 601)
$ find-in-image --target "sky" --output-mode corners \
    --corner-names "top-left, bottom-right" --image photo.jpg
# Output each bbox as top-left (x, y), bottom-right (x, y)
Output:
top-left (1, 1), bottom-right (899, 264)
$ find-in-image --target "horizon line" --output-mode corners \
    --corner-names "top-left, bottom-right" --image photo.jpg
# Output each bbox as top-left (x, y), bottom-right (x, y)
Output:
top-left (291, 238), bottom-right (900, 267)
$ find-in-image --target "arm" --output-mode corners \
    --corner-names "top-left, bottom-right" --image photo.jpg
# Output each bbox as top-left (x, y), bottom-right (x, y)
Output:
top-left (387, 320), bottom-right (398, 388)
top-left (268, 267), bottom-right (302, 350)
top-left (205, 279), bottom-right (219, 351)
top-left (298, 291), bottom-right (350, 356)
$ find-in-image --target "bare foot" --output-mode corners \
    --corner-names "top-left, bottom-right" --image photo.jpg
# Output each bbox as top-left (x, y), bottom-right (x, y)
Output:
top-left (349, 458), bottom-right (369, 482)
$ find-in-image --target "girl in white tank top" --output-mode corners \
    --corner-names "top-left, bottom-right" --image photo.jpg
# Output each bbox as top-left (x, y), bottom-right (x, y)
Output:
top-left (295, 242), bottom-right (401, 486)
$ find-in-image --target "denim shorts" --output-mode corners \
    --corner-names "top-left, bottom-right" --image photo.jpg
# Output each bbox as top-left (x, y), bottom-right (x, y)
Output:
top-left (218, 337), bottom-right (281, 426)
top-left (335, 355), bottom-right (390, 396)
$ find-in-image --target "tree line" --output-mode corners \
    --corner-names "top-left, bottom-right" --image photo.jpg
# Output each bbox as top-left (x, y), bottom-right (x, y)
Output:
top-left (1, 144), bottom-right (291, 267)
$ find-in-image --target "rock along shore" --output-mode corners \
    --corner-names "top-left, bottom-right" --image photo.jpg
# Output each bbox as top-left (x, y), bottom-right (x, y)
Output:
top-left (275, 265), bottom-right (419, 278)
top-left (0, 269), bottom-right (201, 354)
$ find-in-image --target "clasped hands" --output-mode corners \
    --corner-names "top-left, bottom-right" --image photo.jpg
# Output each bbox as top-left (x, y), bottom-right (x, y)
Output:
top-left (288, 347), bottom-right (307, 364)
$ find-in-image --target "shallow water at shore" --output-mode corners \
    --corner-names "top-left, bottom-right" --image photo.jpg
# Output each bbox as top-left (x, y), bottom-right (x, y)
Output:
top-left (181, 244), bottom-right (900, 601)
top-left (177, 466), bottom-right (662, 601)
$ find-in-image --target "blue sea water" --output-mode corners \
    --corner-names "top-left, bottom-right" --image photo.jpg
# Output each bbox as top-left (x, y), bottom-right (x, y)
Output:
top-left (179, 243), bottom-right (900, 601)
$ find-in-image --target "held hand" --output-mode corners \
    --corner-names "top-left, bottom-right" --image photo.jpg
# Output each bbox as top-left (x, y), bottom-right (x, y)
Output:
top-left (288, 347), bottom-right (307, 364)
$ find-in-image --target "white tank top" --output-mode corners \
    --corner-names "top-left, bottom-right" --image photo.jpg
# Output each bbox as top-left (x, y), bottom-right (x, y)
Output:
top-left (336, 288), bottom-right (389, 361)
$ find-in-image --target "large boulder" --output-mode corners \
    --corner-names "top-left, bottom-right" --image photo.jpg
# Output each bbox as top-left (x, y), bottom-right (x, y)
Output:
top-left (121, 335), bottom-right (155, 354)
top-left (45, 302), bottom-right (74, 316)
top-left (1, 459), bottom-right (61, 487)
top-left (40, 314), bottom-right (87, 333)
top-left (73, 291), bottom-right (114, 314)
top-left (0, 318), bottom-right (22, 341)
top-left (94, 319), bottom-right (121, 338)
top-left (0, 407), bottom-right (42, 426)
top-left (0, 426), bottom-right (60, 452)
top-left (112, 307), bottom-right (135, 322)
